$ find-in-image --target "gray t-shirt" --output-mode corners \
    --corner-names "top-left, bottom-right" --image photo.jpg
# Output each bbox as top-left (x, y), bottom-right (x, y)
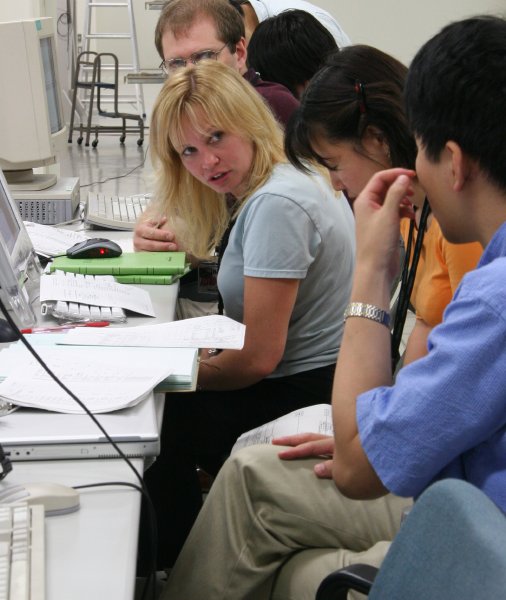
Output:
top-left (218, 163), bottom-right (355, 378)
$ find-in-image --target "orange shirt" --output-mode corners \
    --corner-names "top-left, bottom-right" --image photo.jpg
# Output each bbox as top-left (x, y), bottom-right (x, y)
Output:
top-left (400, 218), bottom-right (482, 328)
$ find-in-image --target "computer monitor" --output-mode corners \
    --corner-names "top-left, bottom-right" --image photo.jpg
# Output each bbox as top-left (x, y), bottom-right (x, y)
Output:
top-left (0, 17), bottom-right (66, 192)
top-left (0, 169), bottom-right (41, 328)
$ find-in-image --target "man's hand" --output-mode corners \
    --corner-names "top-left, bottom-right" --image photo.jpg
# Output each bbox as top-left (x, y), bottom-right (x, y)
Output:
top-left (133, 216), bottom-right (179, 252)
top-left (353, 169), bottom-right (416, 282)
top-left (273, 433), bottom-right (335, 479)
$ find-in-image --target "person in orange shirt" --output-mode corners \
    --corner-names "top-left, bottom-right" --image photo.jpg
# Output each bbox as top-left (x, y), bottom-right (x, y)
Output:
top-left (400, 215), bottom-right (482, 363)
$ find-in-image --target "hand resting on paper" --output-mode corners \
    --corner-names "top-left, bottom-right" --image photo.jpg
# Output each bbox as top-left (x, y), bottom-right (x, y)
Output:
top-left (273, 433), bottom-right (335, 479)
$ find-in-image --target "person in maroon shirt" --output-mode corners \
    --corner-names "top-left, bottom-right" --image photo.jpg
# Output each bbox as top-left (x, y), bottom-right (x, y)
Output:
top-left (154, 0), bottom-right (298, 128)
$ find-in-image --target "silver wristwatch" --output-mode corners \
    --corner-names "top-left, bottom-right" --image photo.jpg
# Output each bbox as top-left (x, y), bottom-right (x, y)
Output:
top-left (343, 302), bottom-right (390, 328)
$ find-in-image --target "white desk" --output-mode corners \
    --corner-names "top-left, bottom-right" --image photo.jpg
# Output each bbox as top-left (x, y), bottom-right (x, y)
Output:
top-left (6, 458), bottom-right (144, 600)
top-left (4, 249), bottom-right (180, 599)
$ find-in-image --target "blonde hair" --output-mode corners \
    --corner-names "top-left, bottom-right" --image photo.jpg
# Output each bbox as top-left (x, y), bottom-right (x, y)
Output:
top-left (150, 61), bottom-right (285, 259)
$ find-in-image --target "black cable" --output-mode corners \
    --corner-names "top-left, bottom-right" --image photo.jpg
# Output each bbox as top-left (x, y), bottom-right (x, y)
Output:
top-left (56, 12), bottom-right (71, 38)
top-left (79, 143), bottom-right (150, 189)
top-left (0, 296), bottom-right (158, 600)
top-left (216, 217), bottom-right (236, 315)
top-left (391, 198), bottom-right (431, 371)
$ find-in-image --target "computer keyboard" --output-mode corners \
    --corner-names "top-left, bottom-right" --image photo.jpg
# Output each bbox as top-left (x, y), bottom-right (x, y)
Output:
top-left (85, 192), bottom-right (150, 231)
top-left (52, 299), bottom-right (126, 322)
top-left (0, 503), bottom-right (45, 600)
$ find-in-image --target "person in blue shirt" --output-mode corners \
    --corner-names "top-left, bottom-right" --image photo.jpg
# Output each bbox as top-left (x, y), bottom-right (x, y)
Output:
top-left (159, 15), bottom-right (506, 600)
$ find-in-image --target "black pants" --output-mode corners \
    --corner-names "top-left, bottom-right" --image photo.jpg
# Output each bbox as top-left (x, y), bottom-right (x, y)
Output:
top-left (138, 363), bottom-right (335, 571)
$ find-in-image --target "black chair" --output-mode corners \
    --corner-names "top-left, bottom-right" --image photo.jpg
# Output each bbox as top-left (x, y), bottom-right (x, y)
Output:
top-left (316, 479), bottom-right (506, 599)
top-left (316, 563), bottom-right (377, 599)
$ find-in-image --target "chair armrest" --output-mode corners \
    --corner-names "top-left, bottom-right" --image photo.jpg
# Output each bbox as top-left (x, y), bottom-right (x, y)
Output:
top-left (315, 563), bottom-right (378, 600)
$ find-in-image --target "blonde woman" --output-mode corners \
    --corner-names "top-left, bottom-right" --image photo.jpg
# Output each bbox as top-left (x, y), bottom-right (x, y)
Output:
top-left (139, 60), bottom-right (355, 569)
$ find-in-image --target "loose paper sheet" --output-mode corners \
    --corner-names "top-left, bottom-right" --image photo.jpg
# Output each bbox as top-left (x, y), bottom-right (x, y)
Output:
top-left (40, 271), bottom-right (155, 316)
top-left (60, 314), bottom-right (245, 349)
top-left (231, 404), bottom-right (333, 454)
top-left (24, 222), bottom-right (88, 257)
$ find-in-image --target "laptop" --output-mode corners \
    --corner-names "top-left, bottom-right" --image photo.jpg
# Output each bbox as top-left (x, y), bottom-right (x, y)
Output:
top-left (0, 393), bottom-right (162, 461)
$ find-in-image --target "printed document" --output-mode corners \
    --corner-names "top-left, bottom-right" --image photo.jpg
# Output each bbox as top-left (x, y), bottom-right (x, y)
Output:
top-left (40, 271), bottom-right (155, 317)
top-left (231, 404), bottom-right (333, 454)
top-left (0, 344), bottom-right (176, 413)
top-left (60, 314), bottom-right (245, 349)
top-left (24, 222), bottom-right (88, 257)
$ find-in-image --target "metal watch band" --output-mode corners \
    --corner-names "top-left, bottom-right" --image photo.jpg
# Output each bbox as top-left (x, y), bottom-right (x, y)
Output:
top-left (343, 302), bottom-right (390, 328)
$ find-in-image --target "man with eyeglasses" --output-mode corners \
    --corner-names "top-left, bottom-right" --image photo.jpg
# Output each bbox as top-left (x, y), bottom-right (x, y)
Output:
top-left (133, 0), bottom-right (299, 255)
top-left (154, 0), bottom-right (299, 128)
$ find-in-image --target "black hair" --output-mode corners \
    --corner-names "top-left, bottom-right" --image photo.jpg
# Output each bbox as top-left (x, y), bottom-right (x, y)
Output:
top-left (247, 9), bottom-right (337, 98)
top-left (285, 45), bottom-right (417, 172)
top-left (405, 15), bottom-right (506, 192)
top-left (228, 0), bottom-right (245, 17)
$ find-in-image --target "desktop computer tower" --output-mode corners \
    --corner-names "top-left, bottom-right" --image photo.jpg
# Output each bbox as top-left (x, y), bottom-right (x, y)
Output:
top-left (12, 177), bottom-right (80, 225)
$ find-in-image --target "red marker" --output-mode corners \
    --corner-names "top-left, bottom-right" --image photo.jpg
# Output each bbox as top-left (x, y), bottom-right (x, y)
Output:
top-left (20, 321), bottom-right (110, 334)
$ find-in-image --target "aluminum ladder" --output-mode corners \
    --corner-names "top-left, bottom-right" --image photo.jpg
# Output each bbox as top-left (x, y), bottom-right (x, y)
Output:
top-left (81, 0), bottom-right (146, 119)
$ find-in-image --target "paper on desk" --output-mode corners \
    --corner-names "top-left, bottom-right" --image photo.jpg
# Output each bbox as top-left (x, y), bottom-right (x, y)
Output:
top-left (0, 344), bottom-right (174, 413)
top-left (24, 222), bottom-right (88, 257)
top-left (59, 314), bottom-right (245, 349)
top-left (0, 335), bottom-right (199, 393)
top-left (40, 271), bottom-right (155, 316)
top-left (231, 404), bottom-right (333, 454)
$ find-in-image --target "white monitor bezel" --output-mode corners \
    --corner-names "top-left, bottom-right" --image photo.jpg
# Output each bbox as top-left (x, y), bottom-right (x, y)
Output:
top-left (0, 17), bottom-right (67, 191)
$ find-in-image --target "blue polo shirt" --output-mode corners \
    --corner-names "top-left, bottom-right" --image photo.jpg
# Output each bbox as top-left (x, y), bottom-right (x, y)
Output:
top-left (357, 221), bottom-right (506, 511)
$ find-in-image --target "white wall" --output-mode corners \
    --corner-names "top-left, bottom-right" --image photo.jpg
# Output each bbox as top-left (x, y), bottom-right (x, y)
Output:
top-left (76, 0), bottom-right (506, 69)
top-left (5, 1), bottom-right (506, 118)
top-left (314, 0), bottom-right (506, 64)
top-left (0, 0), bottom-right (47, 21)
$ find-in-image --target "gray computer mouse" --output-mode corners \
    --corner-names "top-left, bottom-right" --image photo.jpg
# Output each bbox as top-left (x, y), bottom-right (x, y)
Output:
top-left (66, 238), bottom-right (123, 259)
top-left (0, 482), bottom-right (80, 516)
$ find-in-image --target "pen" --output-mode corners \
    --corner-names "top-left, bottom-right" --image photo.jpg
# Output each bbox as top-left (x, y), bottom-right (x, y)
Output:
top-left (20, 321), bottom-right (111, 334)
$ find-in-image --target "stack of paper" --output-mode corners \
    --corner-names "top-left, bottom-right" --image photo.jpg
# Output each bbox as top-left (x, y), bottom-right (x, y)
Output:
top-left (0, 339), bottom-right (198, 414)
top-left (0, 315), bottom-right (245, 414)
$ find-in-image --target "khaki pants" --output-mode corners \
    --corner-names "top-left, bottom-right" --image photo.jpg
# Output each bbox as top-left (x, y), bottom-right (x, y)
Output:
top-left (161, 445), bottom-right (411, 600)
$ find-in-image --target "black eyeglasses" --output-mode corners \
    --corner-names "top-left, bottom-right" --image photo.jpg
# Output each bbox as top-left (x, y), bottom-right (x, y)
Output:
top-left (160, 44), bottom-right (228, 75)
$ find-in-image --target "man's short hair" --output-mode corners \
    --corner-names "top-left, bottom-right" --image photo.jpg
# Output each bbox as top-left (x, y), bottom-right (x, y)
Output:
top-left (405, 15), bottom-right (506, 192)
top-left (247, 9), bottom-right (337, 97)
top-left (154, 0), bottom-right (245, 60)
